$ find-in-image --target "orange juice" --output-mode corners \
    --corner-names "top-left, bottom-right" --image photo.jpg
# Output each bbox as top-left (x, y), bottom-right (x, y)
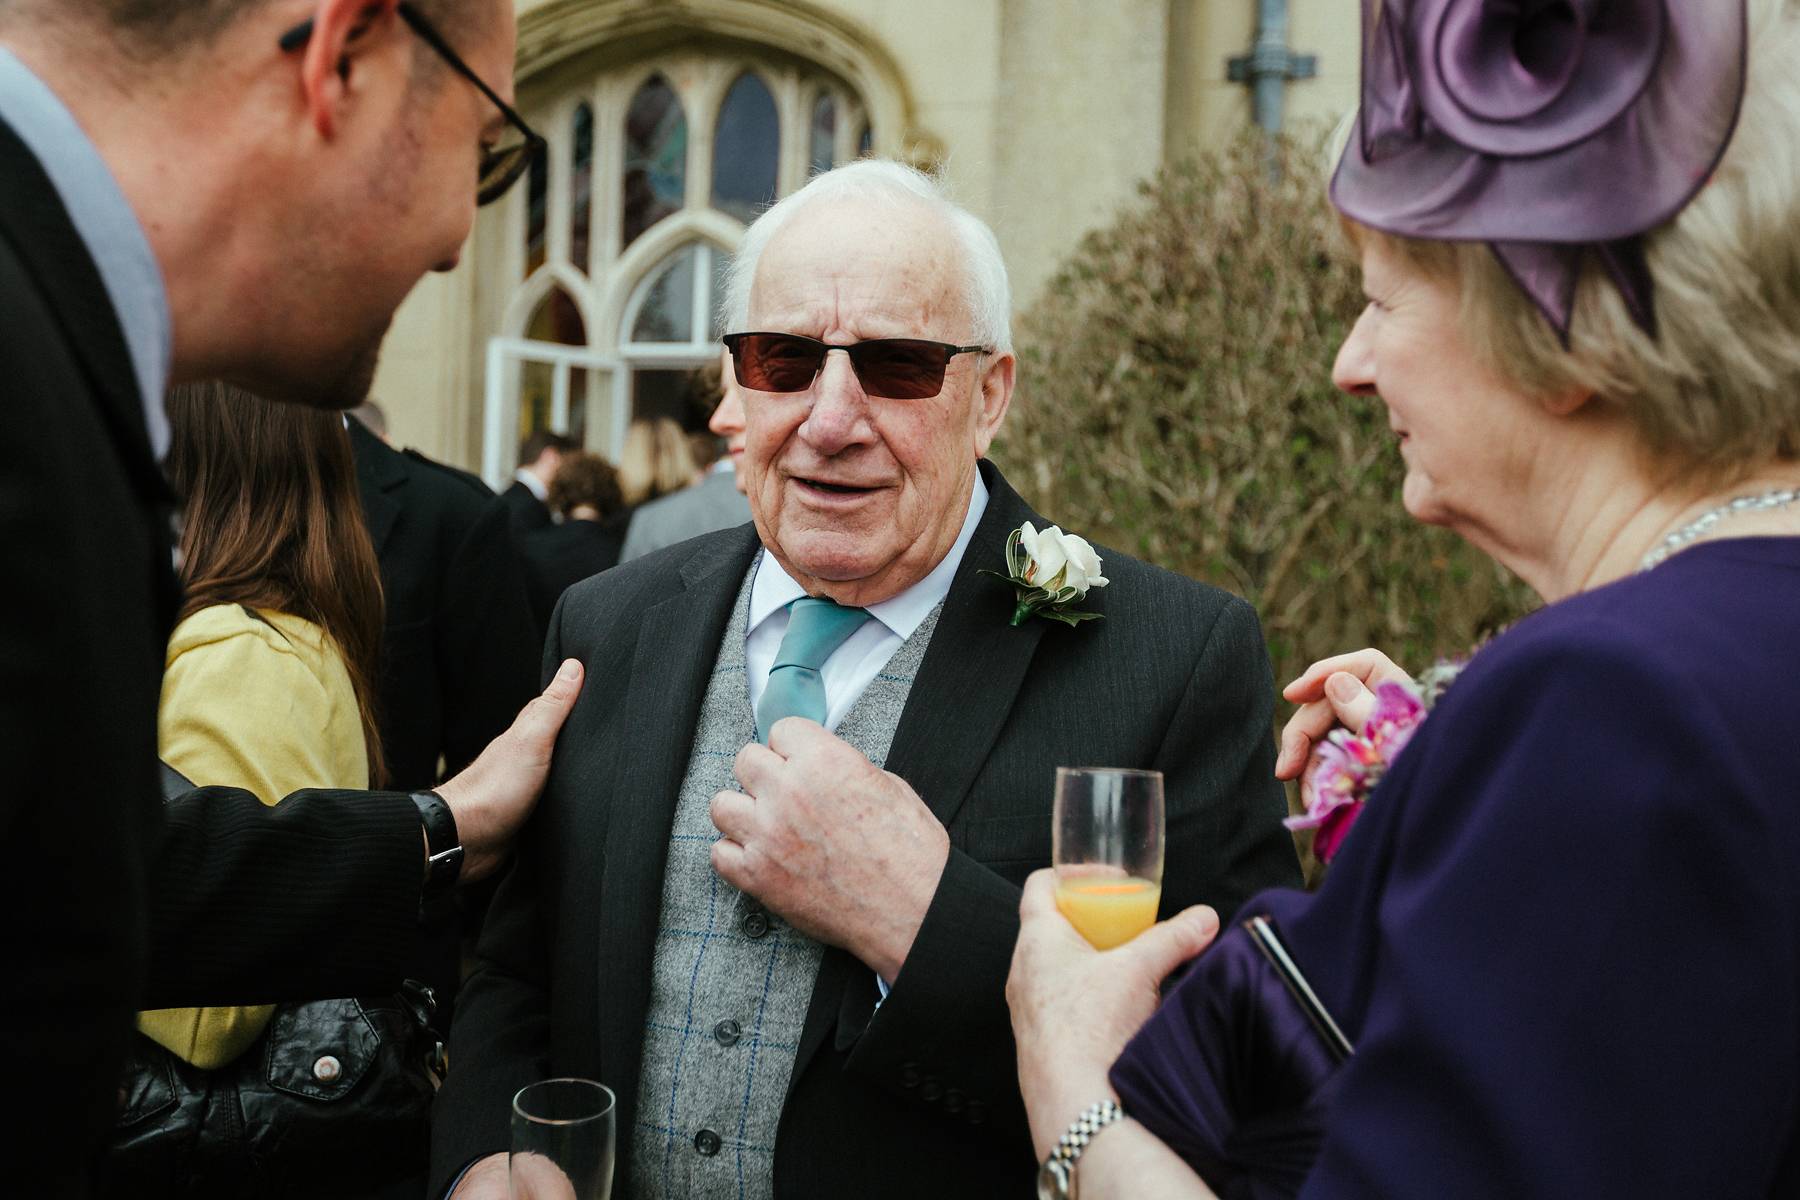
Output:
top-left (1055, 877), bottom-right (1162, 949)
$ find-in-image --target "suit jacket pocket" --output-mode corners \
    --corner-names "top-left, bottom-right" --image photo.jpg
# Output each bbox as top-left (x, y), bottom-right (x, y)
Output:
top-left (959, 811), bottom-right (1052, 882)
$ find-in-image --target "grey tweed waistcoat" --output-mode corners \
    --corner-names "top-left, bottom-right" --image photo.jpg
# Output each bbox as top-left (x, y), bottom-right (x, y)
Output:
top-left (630, 561), bottom-right (942, 1200)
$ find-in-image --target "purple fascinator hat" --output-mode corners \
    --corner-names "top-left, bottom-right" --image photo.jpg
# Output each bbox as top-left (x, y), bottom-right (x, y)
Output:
top-left (1330, 0), bottom-right (1748, 344)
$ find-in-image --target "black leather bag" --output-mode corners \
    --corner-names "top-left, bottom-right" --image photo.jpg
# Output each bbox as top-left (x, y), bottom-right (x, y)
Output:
top-left (106, 983), bottom-right (443, 1198)
top-left (102, 764), bottom-right (444, 1197)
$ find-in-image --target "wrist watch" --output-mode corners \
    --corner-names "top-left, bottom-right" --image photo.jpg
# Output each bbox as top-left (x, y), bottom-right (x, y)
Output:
top-left (411, 790), bottom-right (464, 902)
top-left (1037, 1098), bottom-right (1124, 1199)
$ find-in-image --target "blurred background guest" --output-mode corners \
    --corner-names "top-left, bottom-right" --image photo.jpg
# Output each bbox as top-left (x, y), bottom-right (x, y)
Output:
top-left (1008, 2), bottom-right (1800, 1197)
top-left (620, 353), bottom-right (753, 562)
top-left (617, 415), bottom-right (699, 509)
top-left (112, 383), bottom-right (435, 1199)
top-left (349, 399), bottom-right (391, 445)
top-left (346, 416), bottom-right (538, 793)
top-left (346, 411), bottom-right (540, 970)
top-left (501, 431), bottom-right (575, 534)
top-left (521, 452), bottom-right (629, 636)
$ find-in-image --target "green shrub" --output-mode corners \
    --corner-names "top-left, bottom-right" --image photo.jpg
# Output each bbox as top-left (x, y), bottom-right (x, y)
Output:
top-left (993, 130), bottom-right (1535, 763)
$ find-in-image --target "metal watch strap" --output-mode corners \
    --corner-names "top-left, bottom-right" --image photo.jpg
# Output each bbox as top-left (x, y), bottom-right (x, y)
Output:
top-left (1038, 1099), bottom-right (1125, 1199)
top-left (411, 790), bottom-right (463, 901)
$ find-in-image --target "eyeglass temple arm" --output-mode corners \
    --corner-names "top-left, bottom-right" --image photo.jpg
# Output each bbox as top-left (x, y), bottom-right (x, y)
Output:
top-left (276, 6), bottom-right (544, 151)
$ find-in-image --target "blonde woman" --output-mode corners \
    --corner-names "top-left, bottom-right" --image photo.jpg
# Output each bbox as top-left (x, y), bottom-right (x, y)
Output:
top-left (1007, 2), bottom-right (1800, 1197)
top-left (617, 415), bottom-right (700, 506)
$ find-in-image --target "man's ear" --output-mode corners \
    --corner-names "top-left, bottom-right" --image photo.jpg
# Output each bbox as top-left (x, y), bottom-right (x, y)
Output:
top-left (298, 0), bottom-right (402, 139)
top-left (971, 351), bottom-right (1016, 458)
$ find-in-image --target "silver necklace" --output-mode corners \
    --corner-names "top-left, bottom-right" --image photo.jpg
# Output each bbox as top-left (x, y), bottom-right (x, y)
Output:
top-left (1638, 488), bottom-right (1800, 572)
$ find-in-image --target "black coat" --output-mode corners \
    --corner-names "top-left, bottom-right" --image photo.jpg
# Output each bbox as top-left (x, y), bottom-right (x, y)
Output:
top-left (0, 116), bottom-right (429, 1195)
top-left (520, 514), bottom-right (627, 636)
top-left (499, 477), bottom-right (551, 534)
top-left (349, 420), bottom-right (540, 790)
top-left (431, 462), bottom-right (1302, 1198)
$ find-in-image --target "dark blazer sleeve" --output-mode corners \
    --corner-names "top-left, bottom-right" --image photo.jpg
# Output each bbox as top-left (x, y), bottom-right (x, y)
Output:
top-left (839, 594), bottom-right (1299, 1142)
top-left (436, 498), bottom-right (541, 779)
top-left (142, 787), bottom-right (423, 1007)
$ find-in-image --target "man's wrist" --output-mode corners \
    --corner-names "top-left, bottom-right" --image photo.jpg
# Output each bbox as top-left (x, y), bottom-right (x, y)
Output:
top-left (411, 789), bottom-right (464, 900)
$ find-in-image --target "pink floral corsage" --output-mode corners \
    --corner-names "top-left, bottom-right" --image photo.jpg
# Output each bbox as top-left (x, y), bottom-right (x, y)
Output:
top-left (1284, 664), bottom-right (1462, 863)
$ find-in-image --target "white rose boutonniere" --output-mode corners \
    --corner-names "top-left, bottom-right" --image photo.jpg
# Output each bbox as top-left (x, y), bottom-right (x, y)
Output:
top-left (981, 522), bottom-right (1109, 628)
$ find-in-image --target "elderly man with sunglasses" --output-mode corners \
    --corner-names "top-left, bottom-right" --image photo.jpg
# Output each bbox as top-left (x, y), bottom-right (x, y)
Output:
top-left (0, 1), bottom-right (578, 1191)
top-left (434, 159), bottom-right (1301, 1200)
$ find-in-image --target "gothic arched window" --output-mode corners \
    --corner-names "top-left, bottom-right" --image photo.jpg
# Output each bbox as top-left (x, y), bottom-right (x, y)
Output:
top-left (478, 49), bottom-right (875, 484)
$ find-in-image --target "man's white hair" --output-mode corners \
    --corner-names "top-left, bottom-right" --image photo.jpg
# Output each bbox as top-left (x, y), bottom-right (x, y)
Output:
top-left (719, 159), bottom-right (1013, 355)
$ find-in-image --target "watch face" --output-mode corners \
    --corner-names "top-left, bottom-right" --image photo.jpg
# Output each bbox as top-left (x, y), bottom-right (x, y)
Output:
top-left (1037, 1157), bottom-right (1070, 1200)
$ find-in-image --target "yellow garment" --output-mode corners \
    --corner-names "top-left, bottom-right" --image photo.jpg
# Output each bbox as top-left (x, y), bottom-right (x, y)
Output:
top-left (138, 604), bottom-right (369, 1070)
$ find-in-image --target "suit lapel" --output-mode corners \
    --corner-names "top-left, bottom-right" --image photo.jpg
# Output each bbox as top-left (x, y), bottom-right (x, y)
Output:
top-left (882, 461), bottom-right (1053, 828)
top-left (597, 524), bottom-right (763, 1127)
top-left (348, 418), bottom-right (406, 556)
top-left (793, 462), bottom-right (1059, 1079)
top-left (0, 117), bottom-right (167, 508)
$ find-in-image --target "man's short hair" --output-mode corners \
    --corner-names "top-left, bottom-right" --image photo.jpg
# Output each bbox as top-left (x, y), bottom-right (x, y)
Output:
top-left (546, 452), bottom-right (623, 520)
top-left (518, 430), bottom-right (576, 468)
top-left (720, 159), bottom-right (1013, 356)
top-left (36, 0), bottom-right (482, 62)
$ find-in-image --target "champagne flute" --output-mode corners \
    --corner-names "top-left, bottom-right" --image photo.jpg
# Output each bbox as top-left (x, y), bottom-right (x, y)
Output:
top-left (1052, 767), bottom-right (1165, 949)
top-left (511, 1078), bottom-right (616, 1200)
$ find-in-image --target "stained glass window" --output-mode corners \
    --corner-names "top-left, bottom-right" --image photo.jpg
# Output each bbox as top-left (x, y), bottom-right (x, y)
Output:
top-left (570, 102), bottom-right (594, 271)
top-left (630, 245), bottom-right (697, 344)
top-left (810, 93), bottom-right (836, 176)
top-left (624, 75), bottom-right (687, 247)
top-left (527, 287), bottom-right (587, 347)
top-left (711, 72), bottom-right (779, 223)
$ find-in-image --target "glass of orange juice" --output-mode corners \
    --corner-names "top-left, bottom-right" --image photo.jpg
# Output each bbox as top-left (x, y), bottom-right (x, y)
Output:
top-left (1053, 767), bottom-right (1164, 950)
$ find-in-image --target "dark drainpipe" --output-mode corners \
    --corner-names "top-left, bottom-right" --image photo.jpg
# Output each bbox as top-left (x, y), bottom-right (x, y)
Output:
top-left (1227, 0), bottom-right (1318, 175)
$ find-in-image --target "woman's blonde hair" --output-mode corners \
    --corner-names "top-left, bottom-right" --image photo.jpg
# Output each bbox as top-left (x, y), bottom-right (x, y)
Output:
top-left (1344, 0), bottom-right (1800, 483)
top-left (618, 417), bottom-right (699, 506)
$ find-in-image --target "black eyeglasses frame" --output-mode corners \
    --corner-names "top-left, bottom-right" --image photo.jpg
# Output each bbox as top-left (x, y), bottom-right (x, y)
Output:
top-left (277, 1), bottom-right (545, 206)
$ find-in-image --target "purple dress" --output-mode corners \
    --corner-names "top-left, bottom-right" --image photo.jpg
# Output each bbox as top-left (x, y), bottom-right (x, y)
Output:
top-left (1113, 537), bottom-right (1800, 1198)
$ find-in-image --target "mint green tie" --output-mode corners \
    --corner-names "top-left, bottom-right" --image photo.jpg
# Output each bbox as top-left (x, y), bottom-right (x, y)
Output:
top-left (756, 598), bottom-right (873, 744)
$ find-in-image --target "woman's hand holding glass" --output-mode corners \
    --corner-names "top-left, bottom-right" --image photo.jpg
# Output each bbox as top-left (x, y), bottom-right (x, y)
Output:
top-left (1007, 869), bottom-right (1220, 1163)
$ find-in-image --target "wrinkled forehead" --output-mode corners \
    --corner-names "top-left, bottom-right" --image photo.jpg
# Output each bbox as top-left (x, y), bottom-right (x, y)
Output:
top-left (748, 197), bottom-right (969, 338)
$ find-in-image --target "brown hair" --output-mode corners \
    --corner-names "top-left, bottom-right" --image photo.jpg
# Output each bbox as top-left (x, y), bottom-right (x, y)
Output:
top-left (164, 382), bottom-right (388, 787)
top-left (547, 452), bottom-right (625, 519)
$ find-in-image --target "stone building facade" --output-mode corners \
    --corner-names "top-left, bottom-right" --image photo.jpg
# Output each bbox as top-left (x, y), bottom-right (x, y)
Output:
top-left (372, 0), bottom-right (1358, 479)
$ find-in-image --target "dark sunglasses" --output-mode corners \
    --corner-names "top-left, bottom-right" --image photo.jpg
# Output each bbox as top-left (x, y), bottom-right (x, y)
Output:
top-left (277, 2), bottom-right (546, 205)
top-left (722, 332), bottom-right (990, 401)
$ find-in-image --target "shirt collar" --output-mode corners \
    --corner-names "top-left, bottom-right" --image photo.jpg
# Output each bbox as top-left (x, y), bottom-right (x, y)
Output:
top-left (515, 468), bottom-right (549, 501)
top-left (748, 470), bottom-right (991, 639)
top-left (0, 49), bottom-right (172, 460)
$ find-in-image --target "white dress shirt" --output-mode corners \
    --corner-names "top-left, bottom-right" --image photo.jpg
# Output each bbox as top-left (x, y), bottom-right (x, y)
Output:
top-left (742, 472), bottom-right (989, 1001)
top-left (744, 472), bottom-right (989, 729)
top-left (514, 467), bottom-right (550, 501)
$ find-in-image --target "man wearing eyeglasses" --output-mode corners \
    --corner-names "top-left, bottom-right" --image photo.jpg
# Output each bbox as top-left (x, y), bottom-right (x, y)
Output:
top-left (0, 0), bottom-right (570, 1191)
top-left (434, 159), bottom-right (1303, 1199)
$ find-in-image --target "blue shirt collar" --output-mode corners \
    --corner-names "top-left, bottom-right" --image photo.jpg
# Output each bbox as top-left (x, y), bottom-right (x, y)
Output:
top-left (0, 48), bottom-right (172, 459)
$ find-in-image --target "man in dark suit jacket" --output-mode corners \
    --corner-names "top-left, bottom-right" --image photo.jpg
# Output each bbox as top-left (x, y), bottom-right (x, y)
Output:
top-left (500, 431), bottom-right (574, 534)
top-left (0, 2), bottom-right (575, 1191)
top-left (350, 417), bottom-right (541, 789)
top-left (433, 163), bottom-right (1300, 1198)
